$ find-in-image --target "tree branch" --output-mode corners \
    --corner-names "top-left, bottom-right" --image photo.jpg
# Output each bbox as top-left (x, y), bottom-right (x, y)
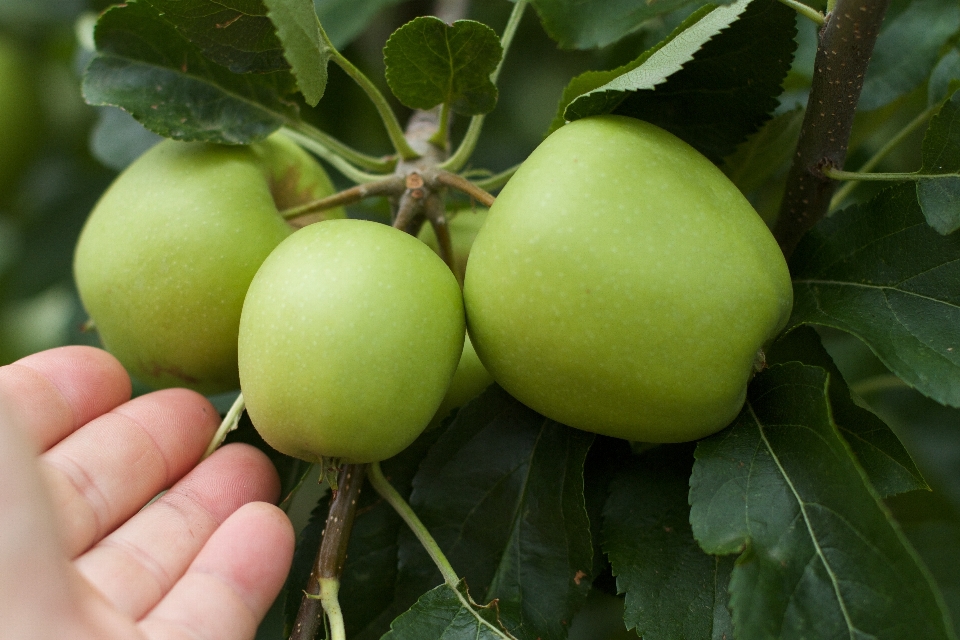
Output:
top-left (773, 0), bottom-right (890, 258)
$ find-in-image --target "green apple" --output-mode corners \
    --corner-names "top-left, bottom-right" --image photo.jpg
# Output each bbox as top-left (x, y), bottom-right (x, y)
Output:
top-left (238, 219), bottom-right (465, 464)
top-left (418, 207), bottom-right (489, 281)
top-left (0, 36), bottom-right (42, 201)
top-left (463, 115), bottom-right (792, 443)
top-left (428, 332), bottom-right (494, 429)
top-left (74, 132), bottom-right (344, 394)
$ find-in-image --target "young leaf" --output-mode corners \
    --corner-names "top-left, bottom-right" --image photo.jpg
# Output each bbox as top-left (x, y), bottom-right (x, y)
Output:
top-left (263, 0), bottom-right (333, 106)
top-left (383, 17), bottom-right (501, 116)
top-left (602, 444), bottom-right (734, 640)
top-left (767, 326), bottom-right (928, 497)
top-left (382, 580), bottom-right (515, 640)
top-left (690, 363), bottom-right (956, 640)
top-left (395, 385), bottom-right (594, 640)
top-left (82, 1), bottom-right (297, 144)
top-left (858, 0), bottom-right (960, 112)
top-left (528, 0), bottom-right (728, 50)
top-left (788, 183), bottom-right (960, 408)
top-left (558, 0), bottom-right (797, 162)
top-left (141, 0), bottom-right (288, 74)
top-left (918, 89), bottom-right (960, 234)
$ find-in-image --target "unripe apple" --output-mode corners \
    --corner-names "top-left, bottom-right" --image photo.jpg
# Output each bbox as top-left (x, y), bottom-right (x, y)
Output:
top-left (429, 332), bottom-right (494, 429)
top-left (74, 132), bottom-right (343, 394)
top-left (417, 207), bottom-right (489, 281)
top-left (0, 36), bottom-right (42, 201)
top-left (238, 219), bottom-right (465, 464)
top-left (463, 115), bottom-right (792, 442)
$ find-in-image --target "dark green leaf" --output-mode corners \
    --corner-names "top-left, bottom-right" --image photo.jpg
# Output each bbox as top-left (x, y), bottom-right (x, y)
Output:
top-left (383, 17), bottom-right (501, 116)
top-left (394, 386), bottom-right (594, 640)
top-left (382, 580), bottom-right (513, 640)
top-left (859, 0), bottom-right (960, 111)
top-left (141, 0), bottom-right (288, 73)
top-left (690, 363), bottom-right (955, 640)
top-left (929, 48), bottom-right (960, 106)
top-left (263, 0), bottom-right (333, 106)
top-left (722, 106), bottom-right (803, 195)
top-left (583, 436), bottom-right (634, 583)
top-left (83, 1), bottom-right (297, 144)
top-left (918, 89), bottom-right (960, 234)
top-left (528, 0), bottom-right (727, 50)
top-left (548, 2), bottom-right (737, 135)
top-left (602, 444), bottom-right (734, 640)
top-left (788, 183), bottom-right (960, 408)
top-left (611, 0), bottom-right (797, 162)
top-left (767, 326), bottom-right (927, 497)
top-left (314, 0), bottom-right (407, 49)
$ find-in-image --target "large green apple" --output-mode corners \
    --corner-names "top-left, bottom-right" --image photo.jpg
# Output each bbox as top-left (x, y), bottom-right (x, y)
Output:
top-left (74, 132), bottom-right (344, 394)
top-left (0, 36), bottom-right (42, 201)
top-left (238, 219), bottom-right (465, 463)
top-left (463, 115), bottom-right (793, 442)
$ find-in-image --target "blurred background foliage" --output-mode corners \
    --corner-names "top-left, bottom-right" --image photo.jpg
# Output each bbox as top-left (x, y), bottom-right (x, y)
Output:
top-left (0, 0), bottom-right (958, 637)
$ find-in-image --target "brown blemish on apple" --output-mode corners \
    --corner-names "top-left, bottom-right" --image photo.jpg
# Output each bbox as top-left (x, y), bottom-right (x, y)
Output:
top-left (143, 360), bottom-right (200, 384)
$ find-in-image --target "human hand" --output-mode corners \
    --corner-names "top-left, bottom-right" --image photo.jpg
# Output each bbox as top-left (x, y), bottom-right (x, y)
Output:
top-left (0, 346), bottom-right (294, 640)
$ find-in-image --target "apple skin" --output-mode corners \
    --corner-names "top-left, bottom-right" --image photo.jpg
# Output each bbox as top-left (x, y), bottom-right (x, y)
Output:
top-left (463, 115), bottom-right (793, 443)
top-left (238, 219), bottom-right (465, 464)
top-left (0, 36), bottom-right (42, 201)
top-left (74, 132), bottom-right (344, 394)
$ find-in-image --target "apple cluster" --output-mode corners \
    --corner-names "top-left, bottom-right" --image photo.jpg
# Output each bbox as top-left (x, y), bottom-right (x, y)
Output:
top-left (73, 116), bottom-right (792, 464)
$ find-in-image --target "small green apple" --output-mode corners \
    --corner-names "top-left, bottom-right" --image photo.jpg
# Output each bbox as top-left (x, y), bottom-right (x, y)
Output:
top-left (0, 36), bottom-right (42, 201)
top-left (418, 207), bottom-right (489, 281)
top-left (238, 219), bottom-right (465, 464)
top-left (428, 332), bottom-right (494, 428)
top-left (74, 132), bottom-right (344, 394)
top-left (463, 115), bottom-right (792, 442)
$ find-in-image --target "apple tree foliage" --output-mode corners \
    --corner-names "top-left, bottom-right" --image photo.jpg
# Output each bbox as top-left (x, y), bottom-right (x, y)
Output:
top-left (3, 0), bottom-right (960, 638)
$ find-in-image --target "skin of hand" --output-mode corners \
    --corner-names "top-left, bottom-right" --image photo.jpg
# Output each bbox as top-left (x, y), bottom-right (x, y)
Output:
top-left (0, 346), bottom-right (295, 640)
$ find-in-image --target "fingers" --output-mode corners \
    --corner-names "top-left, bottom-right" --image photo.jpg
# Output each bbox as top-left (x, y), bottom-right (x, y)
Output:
top-left (138, 502), bottom-right (294, 640)
top-left (0, 346), bottom-right (131, 451)
top-left (75, 444), bottom-right (281, 621)
top-left (41, 387), bottom-right (221, 558)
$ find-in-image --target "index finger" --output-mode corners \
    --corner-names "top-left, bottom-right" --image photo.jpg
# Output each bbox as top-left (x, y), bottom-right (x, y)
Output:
top-left (0, 346), bottom-right (132, 451)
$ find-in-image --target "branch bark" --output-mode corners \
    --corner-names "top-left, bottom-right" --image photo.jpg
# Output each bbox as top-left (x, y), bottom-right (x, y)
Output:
top-left (773, 0), bottom-right (890, 258)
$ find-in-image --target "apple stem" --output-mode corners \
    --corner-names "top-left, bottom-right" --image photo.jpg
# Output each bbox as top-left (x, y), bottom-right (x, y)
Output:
top-left (368, 461), bottom-right (461, 587)
top-left (282, 177), bottom-right (405, 224)
top-left (773, 0), bottom-right (890, 258)
top-left (201, 392), bottom-right (244, 460)
top-left (290, 463), bottom-right (367, 640)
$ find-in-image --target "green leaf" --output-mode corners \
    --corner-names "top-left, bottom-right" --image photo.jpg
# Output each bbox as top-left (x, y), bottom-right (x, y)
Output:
top-left (722, 106), bottom-right (803, 195)
top-left (383, 16), bottom-right (501, 116)
top-left (612, 0), bottom-right (797, 162)
top-left (787, 183), bottom-right (960, 408)
top-left (545, 3), bottom-right (722, 136)
top-left (395, 386), bottom-right (594, 640)
top-left (556, 0), bottom-right (797, 162)
top-left (767, 326), bottom-right (928, 497)
top-left (528, 0), bottom-right (728, 50)
top-left (929, 48), bottom-right (960, 107)
top-left (918, 89), bottom-right (960, 234)
top-left (82, 1), bottom-right (297, 144)
top-left (263, 0), bottom-right (333, 106)
top-left (141, 0), bottom-right (288, 73)
top-left (859, 0), bottom-right (960, 111)
top-left (382, 580), bottom-right (514, 640)
top-left (690, 363), bottom-right (955, 640)
top-left (602, 444), bottom-right (734, 640)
